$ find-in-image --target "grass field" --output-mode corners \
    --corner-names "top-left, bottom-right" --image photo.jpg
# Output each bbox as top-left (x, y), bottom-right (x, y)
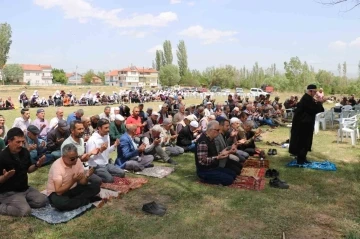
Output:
top-left (0, 86), bottom-right (359, 239)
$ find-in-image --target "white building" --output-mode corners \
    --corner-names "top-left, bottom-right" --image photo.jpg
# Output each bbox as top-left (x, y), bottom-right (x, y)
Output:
top-left (66, 72), bottom-right (83, 85)
top-left (105, 66), bottom-right (158, 88)
top-left (22, 64), bottom-right (53, 85)
top-left (0, 64), bottom-right (53, 85)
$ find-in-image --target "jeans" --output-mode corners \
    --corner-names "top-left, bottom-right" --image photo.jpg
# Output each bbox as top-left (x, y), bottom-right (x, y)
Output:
top-left (51, 150), bottom-right (61, 160)
top-left (261, 118), bottom-right (276, 127)
top-left (197, 167), bottom-right (236, 186)
top-left (94, 164), bottom-right (125, 183)
top-left (30, 153), bottom-right (55, 166)
top-left (186, 143), bottom-right (196, 152)
top-left (48, 183), bottom-right (100, 211)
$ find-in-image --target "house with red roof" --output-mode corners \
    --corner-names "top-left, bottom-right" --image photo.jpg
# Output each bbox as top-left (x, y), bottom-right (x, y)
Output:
top-left (0, 64), bottom-right (53, 85)
top-left (21, 64), bottom-right (53, 85)
top-left (105, 66), bottom-right (158, 88)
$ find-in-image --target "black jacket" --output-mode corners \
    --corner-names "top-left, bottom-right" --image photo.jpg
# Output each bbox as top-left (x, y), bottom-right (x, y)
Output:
top-left (176, 125), bottom-right (194, 147)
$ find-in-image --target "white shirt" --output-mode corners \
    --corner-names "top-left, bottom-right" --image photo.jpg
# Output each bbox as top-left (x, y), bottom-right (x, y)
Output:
top-left (99, 112), bottom-right (111, 122)
top-left (49, 117), bottom-right (64, 130)
top-left (86, 131), bottom-right (116, 167)
top-left (12, 117), bottom-right (31, 132)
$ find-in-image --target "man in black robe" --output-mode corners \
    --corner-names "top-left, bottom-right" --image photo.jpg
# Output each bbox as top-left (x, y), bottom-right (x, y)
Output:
top-left (289, 84), bottom-right (325, 165)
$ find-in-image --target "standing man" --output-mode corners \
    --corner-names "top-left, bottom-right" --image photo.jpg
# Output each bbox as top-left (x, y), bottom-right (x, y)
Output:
top-left (0, 128), bottom-right (47, 217)
top-left (31, 109), bottom-right (50, 140)
top-left (289, 84), bottom-right (325, 165)
top-left (126, 107), bottom-right (144, 136)
top-left (12, 108), bottom-right (31, 132)
top-left (86, 119), bottom-right (125, 183)
top-left (49, 107), bottom-right (64, 130)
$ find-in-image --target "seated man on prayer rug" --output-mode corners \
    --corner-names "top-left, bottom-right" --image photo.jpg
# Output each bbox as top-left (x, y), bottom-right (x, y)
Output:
top-left (46, 143), bottom-right (101, 211)
top-left (86, 119), bottom-right (125, 183)
top-left (142, 124), bottom-right (178, 165)
top-left (0, 128), bottom-right (47, 217)
top-left (115, 124), bottom-right (154, 171)
top-left (195, 121), bottom-right (236, 186)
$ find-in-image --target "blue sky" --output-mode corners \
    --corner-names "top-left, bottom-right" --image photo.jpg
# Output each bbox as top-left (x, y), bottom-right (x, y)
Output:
top-left (1, 0), bottom-right (360, 76)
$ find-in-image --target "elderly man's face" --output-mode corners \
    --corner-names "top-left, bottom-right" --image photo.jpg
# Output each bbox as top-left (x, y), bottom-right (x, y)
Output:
top-left (231, 122), bottom-right (240, 129)
top-left (63, 150), bottom-right (78, 166)
top-left (115, 119), bottom-right (123, 126)
top-left (151, 115), bottom-right (158, 121)
top-left (163, 123), bottom-right (172, 130)
top-left (104, 108), bottom-right (111, 115)
top-left (152, 130), bottom-right (161, 138)
top-left (37, 112), bottom-right (45, 120)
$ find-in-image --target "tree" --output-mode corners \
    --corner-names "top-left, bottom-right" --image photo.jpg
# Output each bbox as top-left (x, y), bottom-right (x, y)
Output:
top-left (152, 60), bottom-right (156, 69)
top-left (0, 23), bottom-right (12, 85)
top-left (155, 50), bottom-right (163, 71)
top-left (284, 56), bottom-right (303, 91)
top-left (343, 61), bottom-right (347, 85)
top-left (159, 64), bottom-right (180, 86)
top-left (177, 40), bottom-right (188, 78)
top-left (319, 0), bottom-right (360, 11)
top-left (163, 40), bottom-right (173, 65)
top-left (52, 68), bottom-right (67, 84)
top-left (97, 71), bottom-right (105, 84)
top-left (3, 64), bottom-right (23, 83)
top-left (337, 63), bottom-right (341, 76)
top-left (84, 70), bottom-right (95, 84)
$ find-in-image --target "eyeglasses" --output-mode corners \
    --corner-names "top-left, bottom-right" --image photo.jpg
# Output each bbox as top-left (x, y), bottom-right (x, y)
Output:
top-left (69, 156), bottom-right (79, 161)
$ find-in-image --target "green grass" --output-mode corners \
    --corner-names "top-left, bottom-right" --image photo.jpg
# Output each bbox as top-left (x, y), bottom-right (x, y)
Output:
top-left (0, 86), bottom-right (359, 238)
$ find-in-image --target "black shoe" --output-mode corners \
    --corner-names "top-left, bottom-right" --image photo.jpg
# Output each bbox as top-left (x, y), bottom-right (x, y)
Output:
top-left (150, 201), bottom-right (167, 211)
top-left (142, 202), bottom-right (166, 216)
top-left (269, 177), bottom-right (289, 189)
top-left (145, 164), bottom-right (154, 168)
top-left (167, 158), bottom-right (178, 165)
top-left (265, 169), bottom-right (272, 178)
top-left (259, 150), bottom-right (266, 159)
top-left (271, 169), bottom-right (279, 177)
top-left (89, 196), bottom-right (102, 203)
top-left (267, 149), bottom-right (273, 156)
top-left (272, 149), bottom-right (277, 155)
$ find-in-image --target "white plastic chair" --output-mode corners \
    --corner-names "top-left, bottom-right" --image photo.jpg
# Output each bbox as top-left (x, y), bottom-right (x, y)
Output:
top-left (333, 110), bottom-right (352, 127)
top-left (314, 112), bottom-right (324, 134)
top-left (337, 116), bottom-right (359, 146)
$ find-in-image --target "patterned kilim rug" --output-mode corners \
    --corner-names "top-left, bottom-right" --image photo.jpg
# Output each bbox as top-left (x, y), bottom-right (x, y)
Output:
top-left (100, 177), bottom-right (148, 193)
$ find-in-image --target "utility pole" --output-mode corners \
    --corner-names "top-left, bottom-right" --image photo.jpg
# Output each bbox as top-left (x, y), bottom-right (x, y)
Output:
top-left (75, 65), bottom-right (78, 86)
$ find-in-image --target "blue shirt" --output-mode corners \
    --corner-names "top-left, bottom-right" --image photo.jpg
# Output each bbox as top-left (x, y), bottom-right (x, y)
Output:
top-left (66, 112), bottom-right (80, 124)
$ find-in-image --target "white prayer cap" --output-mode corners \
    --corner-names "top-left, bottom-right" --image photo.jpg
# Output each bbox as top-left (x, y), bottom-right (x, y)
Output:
top-left (151, 112), bottom-right (159, 116)
top-left (190, 121), bottom-right (199, 128)
top-left (115, 114), bottom-right (125, 121)
top-left (230, 117), bottom-right (240, 124)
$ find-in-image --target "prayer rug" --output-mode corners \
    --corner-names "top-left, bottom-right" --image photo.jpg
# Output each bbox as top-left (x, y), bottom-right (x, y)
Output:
top-left (229, 175), bottom-right (266, 191)
top-left (240, 167), bottom-right (266, 178)
top-left (100, 177), bottom-right (148, 193)
top-left (135, 166), bottom-right (175, 178)
top-left (243, 159), bottom-right (269, 168)
top-left (31, 202), bottom-right (93, 224)
top-left (286, 160), bottom-right (337, 171)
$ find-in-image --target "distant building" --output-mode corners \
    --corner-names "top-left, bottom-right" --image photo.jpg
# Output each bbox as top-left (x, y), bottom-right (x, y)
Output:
top-left (66, 72), bottom-right (83, 85)
top-left (105, 66), bottom-right (158, 88)
top-left (0, 64), bottom-right (53, 85)
top-left (81, 75), bottom-right (103, 85)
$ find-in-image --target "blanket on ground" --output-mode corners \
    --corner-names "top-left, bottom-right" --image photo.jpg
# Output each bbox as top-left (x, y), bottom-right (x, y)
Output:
top-left (31, 202), bottom-right (93, 224)
top-left (135, 166), bottom-right (175, 178)
top-left (286, 160), bottom-right (337, 171)
top-left (100, 177), bottom-right (148, 193)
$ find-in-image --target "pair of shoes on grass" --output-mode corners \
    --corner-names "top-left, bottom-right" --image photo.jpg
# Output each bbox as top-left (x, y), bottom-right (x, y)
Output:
top-left (265, 169), bottom-right (279, 178)
top-left (269, 177), bottom-right (289, 189)
top-left (267, 149), bottom-right (277, 155)
top-left (142, 201), bottom-right (167, 216)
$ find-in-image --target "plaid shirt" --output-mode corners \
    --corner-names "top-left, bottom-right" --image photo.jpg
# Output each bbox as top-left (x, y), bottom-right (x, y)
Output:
top-left (196, 140), bottom-right (217, 166)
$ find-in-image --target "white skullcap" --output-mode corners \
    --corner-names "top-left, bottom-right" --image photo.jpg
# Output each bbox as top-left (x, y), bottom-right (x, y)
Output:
top-left (169, 95), bottom-right (174, 98)
top-left (190, 121), bottom-right (199, 128)
top-left (151, 124), bottom-right (163, 133)
top-left (230, 117), bottom-right (240, 124)
top-left (115, 114), bottom-right (125, 121)
top-left (151, 112), bottom-right (159, 116)
top-left (233, 107), bottom-right (240, 111)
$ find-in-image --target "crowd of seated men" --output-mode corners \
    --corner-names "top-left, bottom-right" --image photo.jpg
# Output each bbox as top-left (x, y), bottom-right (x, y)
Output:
top-left (0, 92), bottom-right (291, 216)
top-left (0, 97), bottom-right (15, 110)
